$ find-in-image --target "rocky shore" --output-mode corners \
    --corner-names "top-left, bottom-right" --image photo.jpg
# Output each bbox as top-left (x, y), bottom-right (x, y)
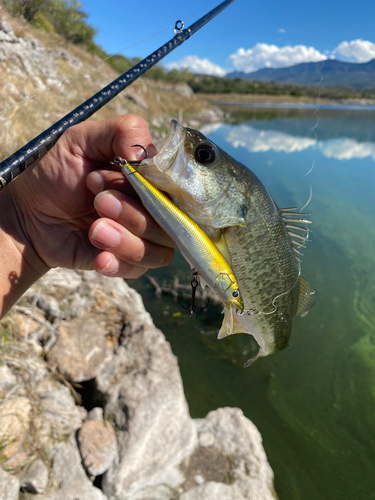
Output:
top-left (0, 269), bottom-right (276, 500)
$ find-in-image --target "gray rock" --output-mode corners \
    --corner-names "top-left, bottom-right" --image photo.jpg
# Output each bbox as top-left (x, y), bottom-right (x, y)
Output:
top-left (125, 87), bottom-right (148, 109)
top-left (194, 408), bottom-right (276, 500)
top-left (87, 407), bottom-right (104, 421)
top-left (33, 377), bottom-right (86, 455)
top-left (173, 82), bottom-right (195, 97)
top-left (98, 322), bottom-right (197, 499)
top-left (198, 431), bottom-right (215, 447)
top-left (193, 474), bottom-right (205, 485)
top-left (37, 268), bottom-right (83, 290)
top-left (36, 294), bottom-right (61, 319)
top-left (180, 481), bottom-right (245, 500)
top-left (0, 467), bottom-right (20, 500)
top-left (0, 396), bottom-right (31, 458)
top-left (0, 21), bottom-right (82, 83)
top-left (49, 47), bottom-right (83, 69)
top-left (37, 438), bottom-right (107, 500)
top-left (0, 364), bottom-right (17, 393)
top-left (21, 458), bottom-right (49, 494)
top-left (10, 269), bottom-right (276, 500)
top-left (47, 315), bottom-right (112, 383)
top-left (78, 420), bottom-right (117, 476)
top-left (0, 21), bottom-right (16, 42)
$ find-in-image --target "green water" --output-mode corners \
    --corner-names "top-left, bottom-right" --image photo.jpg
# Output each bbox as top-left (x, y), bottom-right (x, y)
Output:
top-left (130, 106), bottom-right (375, 500)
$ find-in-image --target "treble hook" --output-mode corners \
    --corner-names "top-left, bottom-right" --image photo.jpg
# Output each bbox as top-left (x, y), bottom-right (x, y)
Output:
top-left (179, 271), bottom-right (210, 316)
top-left (128, 144), bottom-right (148, 165)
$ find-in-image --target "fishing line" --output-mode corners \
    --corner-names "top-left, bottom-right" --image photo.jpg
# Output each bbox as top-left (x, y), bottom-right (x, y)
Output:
top-left (237, 270), bottom-right (302, 317)
top-left (240, 66), bottom-right (324, 317)
top-left (0, 0), bottom-right (218, 117)
top-left (299, 67), bottom-right (323, 211)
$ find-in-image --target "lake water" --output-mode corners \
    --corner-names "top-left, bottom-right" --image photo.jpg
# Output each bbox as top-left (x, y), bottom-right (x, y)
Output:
top-left (130, 104), bottom-right (375, 500)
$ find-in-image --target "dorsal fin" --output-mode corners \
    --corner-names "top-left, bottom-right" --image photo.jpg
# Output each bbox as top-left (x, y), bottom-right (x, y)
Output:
top-left (295, 274), bottom-right (316, 316)
top-left (280, 208), bottom-right (312, 264)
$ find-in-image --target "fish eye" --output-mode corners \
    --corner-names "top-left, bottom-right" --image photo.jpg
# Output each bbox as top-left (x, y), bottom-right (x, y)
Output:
top-left (194, 143), bottom-right (216, 165)
top-left (232, 289), bottom-right (240, 299)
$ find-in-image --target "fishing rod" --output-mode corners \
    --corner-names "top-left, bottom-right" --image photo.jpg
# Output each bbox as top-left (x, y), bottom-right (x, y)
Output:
top-left (0, 0), bottom-right (236, 190)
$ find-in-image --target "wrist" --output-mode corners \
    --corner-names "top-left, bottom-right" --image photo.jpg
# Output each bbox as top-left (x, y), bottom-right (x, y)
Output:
top-left (0, 184), bottom-right (48, 318)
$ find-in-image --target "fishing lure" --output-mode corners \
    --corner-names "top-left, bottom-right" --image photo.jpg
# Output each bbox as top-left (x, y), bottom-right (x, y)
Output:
top-left (112, 155), bottom-right (244, 314)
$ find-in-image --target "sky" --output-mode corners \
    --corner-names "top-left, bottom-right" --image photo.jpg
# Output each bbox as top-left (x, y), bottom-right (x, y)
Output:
top-left (84, 0), bottom-right (375, 76)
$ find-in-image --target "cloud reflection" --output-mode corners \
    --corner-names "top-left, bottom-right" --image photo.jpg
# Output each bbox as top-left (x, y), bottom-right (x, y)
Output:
top-left (319, 139), bottom-right (375, 161)
top-left (220, 124), bottom-right (375, 161)
top-left (226, 125), bottom-right (316, 153)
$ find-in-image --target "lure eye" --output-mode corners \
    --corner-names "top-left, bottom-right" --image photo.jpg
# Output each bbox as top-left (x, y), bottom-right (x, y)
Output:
top-left (194, 143), bottom-right (216, 165)
top-left (232, 289), bottom-right (240, 299)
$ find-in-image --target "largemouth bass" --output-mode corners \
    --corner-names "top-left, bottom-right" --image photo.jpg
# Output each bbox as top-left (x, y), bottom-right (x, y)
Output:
top-left (116, 157), bottom-right (244, 315)
top-left (139, 120), bottom-right (316, 365)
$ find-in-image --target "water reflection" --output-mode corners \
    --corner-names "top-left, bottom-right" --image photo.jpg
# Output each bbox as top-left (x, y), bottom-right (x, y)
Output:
top-left (320, 138), bottom-right (375, 161)
top-left (202, 121), bottom-right (375, 161)
top-left (225, 125), bottom-right (316, 153)
top-left (132, 105), bottom-right (375, 500)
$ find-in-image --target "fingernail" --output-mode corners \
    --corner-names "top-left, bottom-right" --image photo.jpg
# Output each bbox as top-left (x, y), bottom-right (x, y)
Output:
top-left (100, 256), bottom-right (120, 275)
top-left (91, 221), bottom-right (121, 248)
top-left (95, 192), bottom-right (122, 219)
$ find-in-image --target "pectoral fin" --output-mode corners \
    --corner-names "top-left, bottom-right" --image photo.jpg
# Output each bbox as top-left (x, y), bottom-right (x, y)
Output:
top-left (217, 306), bottom-right (244, 339)
top-left (295, 274), bottom-right (316, 316)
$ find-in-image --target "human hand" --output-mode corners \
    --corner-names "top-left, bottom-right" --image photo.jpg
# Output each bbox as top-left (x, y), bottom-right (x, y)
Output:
top-left (0, 114), bottom-right (175, 316)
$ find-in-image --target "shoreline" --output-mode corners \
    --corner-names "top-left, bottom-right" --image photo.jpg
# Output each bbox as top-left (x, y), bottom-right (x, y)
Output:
top-left (199, 93), bottom-right (375, 107)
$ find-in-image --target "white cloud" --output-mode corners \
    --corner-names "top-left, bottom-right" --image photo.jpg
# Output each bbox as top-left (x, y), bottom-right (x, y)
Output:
top-left (278, 29), bottom-right (286, 34)
top-left (166, 55), bottom-right (226, 77)
top-left (229, 43), bottom-right (327, 73)
top-left (333, 39), bottom-right (375, 63)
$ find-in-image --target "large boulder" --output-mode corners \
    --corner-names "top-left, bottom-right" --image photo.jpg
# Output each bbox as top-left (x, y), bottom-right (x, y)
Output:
top-left (1, 268), bottom-right (276, 499)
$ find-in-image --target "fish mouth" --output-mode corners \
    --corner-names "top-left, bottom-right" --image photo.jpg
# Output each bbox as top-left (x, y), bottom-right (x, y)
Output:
top-left (141, 119), bottom-right (186, 172)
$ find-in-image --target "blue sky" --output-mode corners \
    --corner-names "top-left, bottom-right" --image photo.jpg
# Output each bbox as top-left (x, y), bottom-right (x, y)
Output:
top-left (84, 0), bottom-right (375, 75)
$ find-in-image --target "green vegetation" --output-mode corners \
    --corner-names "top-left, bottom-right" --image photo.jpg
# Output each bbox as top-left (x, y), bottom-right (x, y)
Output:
top-left (3, 0), bottom-right (104, 55)
top-left (187, 74), bottom-right (375, 100)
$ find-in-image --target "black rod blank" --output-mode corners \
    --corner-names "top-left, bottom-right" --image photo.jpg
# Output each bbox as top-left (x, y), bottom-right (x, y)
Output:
top-left (0, 0), bottom-right (235, 190)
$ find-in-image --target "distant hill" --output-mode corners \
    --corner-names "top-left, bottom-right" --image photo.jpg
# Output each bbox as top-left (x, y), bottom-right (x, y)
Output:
top-left (227, 59), bottom-right (375, 89)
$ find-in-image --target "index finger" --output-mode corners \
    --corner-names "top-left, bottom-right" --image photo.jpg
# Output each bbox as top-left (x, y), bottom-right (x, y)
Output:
top-left (61, 114), bottom-right (157, 166)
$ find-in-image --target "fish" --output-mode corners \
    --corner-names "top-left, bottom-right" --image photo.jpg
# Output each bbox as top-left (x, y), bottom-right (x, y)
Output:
top-left (117, 157), bottom-right (244, 315)
top-left (138, 120), bottom-right (316, 365)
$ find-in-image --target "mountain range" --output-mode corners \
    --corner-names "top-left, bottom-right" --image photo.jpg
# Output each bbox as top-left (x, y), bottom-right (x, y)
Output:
top-left (227, 59), bottom-right (375, 88)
